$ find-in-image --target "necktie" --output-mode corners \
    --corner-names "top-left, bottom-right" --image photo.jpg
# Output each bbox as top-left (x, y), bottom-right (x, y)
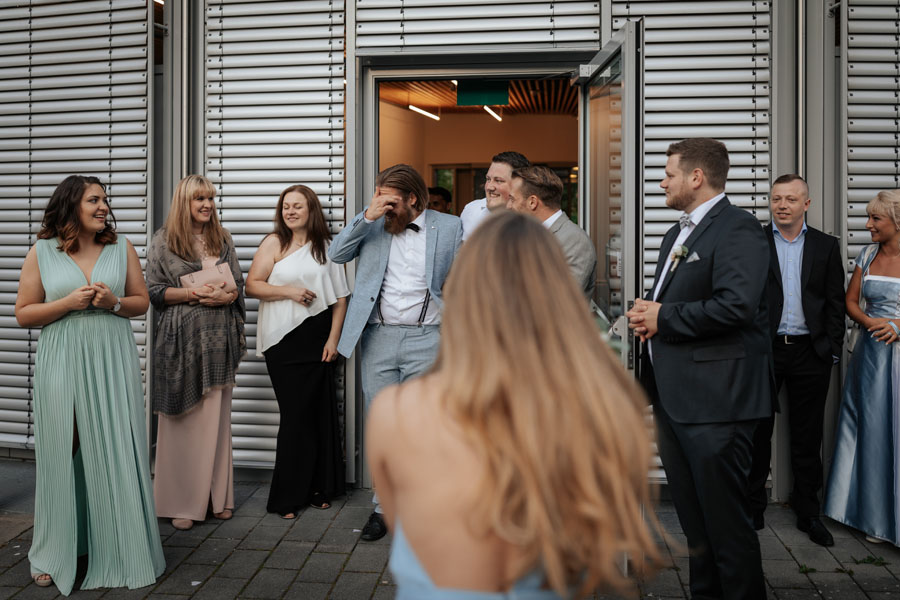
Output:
top-left (679, 214), bottom-right (692, 230)
top-left (406, 223), bottom-right (420, 232)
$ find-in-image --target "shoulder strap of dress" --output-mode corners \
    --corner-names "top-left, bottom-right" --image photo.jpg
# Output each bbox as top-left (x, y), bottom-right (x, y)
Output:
top-left (859, 244), bottom-right (878, 274)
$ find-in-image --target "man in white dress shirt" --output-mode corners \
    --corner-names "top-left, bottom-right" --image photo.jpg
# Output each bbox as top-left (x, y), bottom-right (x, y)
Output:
top-left (459, 151), bottom-right (530, 240)
top-left (506, 165), bottom-right (597, 298)
top-left (328, 164), bottom-right (463, 541)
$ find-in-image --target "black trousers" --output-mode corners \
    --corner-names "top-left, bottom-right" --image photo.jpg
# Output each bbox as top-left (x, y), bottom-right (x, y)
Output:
top-left (655, 404), bottom-right (765, 600)
top-left (748, 337), bottom-right (833, 519)
top-left (263, 309), bottom-right (345, 516)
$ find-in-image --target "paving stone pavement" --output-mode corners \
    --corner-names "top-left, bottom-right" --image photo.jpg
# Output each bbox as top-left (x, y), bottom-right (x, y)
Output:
top-left (4, 459), bottom-right (900, 598)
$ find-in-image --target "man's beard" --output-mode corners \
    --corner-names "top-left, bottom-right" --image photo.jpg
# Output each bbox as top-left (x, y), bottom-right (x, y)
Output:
top-left (384, 202), bottom-right (415, 234)
top-left (666, 189), bottom-right (694, 212)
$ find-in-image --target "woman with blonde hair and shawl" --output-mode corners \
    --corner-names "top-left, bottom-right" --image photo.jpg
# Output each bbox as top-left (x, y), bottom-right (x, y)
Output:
top-left (367, 211), bottom-right (663, 598)
top-left (146, 174), bottom-right (245, 531)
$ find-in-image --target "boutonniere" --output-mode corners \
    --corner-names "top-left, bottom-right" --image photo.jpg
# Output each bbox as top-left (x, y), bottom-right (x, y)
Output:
top-left (670, 245), bottom-right (689, 272)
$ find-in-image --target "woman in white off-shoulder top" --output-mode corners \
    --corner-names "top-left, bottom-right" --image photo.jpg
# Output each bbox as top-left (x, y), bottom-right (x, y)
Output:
top-left (247, 184), bottom-right (349, 519)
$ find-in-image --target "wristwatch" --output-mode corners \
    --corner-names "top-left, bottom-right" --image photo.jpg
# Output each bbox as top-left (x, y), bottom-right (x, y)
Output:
top-left (111, 298), bottom-right (122, 313)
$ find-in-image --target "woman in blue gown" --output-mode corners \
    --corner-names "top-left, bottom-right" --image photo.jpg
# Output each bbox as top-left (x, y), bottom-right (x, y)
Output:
top-left (366, 212), bottom-right (664, 599)
top-left (825, 189), bottom-right (900, 545)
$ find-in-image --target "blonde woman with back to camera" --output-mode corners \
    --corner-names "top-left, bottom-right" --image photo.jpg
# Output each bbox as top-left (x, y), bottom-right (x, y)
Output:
top-left (825, 189), bottom-right (900, 545)
top-left (366, 211), bottom-right (663, 598)
top-left (146, 175), bottom-right (246, 531)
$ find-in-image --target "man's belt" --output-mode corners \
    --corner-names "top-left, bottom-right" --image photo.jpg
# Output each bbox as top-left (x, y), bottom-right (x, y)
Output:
top-left (776, 334), bottom-right (810, 345)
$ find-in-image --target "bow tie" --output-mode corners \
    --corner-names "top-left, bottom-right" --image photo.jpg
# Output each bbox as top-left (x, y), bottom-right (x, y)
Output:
top-left (679, 214), bottom-right (692, 230)
top-left (406, 223), bottom-right (420, 232)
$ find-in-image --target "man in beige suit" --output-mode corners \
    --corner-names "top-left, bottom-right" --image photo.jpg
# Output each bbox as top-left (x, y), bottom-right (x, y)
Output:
top-left (507, 165), bottom-right (596, 298)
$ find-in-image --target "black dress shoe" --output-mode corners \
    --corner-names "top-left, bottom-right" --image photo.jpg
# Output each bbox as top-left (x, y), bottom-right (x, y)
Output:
top-left (797, 516), bottom-right (834, 547)
top-left (361, 512), bottom-right (387, 541)
top-left (753, 512), bottom-right (765, 531)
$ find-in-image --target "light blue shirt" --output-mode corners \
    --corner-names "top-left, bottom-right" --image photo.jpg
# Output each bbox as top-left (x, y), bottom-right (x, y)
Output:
top-left (773, 222), bottom-right (809, 335)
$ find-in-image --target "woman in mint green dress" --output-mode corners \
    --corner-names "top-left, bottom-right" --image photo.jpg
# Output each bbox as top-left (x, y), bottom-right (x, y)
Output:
top-left (15, 175), bottom-right (164, 595)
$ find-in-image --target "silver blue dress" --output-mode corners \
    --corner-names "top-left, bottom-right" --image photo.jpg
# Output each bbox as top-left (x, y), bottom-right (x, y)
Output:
top-left (390, 522), bottom-right (563, 599)
top-left (825, 244), bottom-right (900, 544)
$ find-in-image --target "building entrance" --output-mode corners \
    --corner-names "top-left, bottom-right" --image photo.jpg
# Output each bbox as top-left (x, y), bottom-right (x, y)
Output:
top-left (350, 22), bottom-right (647, 485)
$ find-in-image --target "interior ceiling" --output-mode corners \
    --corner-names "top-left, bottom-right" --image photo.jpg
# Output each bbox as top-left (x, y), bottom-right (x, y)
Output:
top-left (379, 78), bottom-right (577, 116)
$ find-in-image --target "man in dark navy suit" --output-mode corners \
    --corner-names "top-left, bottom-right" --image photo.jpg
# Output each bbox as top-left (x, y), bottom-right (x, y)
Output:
top-left (747, 174), bottom-right (845, 546)
top-left (627, 138), bottom-right (772, 600)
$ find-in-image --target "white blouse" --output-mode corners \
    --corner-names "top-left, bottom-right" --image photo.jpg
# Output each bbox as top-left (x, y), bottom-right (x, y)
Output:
top-left (256, 242), bottom-right (350, 356)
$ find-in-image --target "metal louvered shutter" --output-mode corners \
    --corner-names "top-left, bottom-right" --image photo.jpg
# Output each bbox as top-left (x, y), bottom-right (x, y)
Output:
top-left (356, 0), bottom-right (600, 51)
top-left (206, 0), bottom-right (346, 468)
top-left (612, 1), bottom-right (771, 290)
top-left (844, 1), bottom-right (900, 261)
top-left (0, 0), bottom-right (151, 451)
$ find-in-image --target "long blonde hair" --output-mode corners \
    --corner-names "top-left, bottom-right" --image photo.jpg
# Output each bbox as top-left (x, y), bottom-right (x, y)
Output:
top-left (164, 174), bottom-right (226, 260)
top-left (433, 212), bottom-right (662, 596)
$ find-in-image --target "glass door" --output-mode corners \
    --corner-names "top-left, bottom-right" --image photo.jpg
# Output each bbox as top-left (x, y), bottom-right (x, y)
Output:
top-left (577, 20), bottom-right (644, 372)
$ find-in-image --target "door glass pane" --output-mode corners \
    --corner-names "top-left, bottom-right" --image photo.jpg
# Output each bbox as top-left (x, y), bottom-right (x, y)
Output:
top-left (588, 58), bottom-right (623, 324)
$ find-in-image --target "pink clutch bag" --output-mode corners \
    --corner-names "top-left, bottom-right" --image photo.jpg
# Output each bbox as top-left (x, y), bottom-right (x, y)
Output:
top-left (179, 262), bottom-right (237, 294)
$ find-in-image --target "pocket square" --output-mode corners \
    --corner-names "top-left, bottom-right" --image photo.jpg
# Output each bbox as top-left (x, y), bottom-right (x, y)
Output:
top-left (686, 252), bottom-right (701, 263)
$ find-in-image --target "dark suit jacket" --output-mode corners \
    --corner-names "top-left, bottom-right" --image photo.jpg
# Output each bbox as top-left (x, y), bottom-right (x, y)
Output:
top-left (640, 197), bottom-right (775, 424)
top-left (765, 224), bottom-right (845, 362)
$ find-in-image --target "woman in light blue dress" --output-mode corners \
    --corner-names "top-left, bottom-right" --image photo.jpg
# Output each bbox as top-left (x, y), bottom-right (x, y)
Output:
top-left (366, 212), bottom-right (664, 599)
top-left (825, 189), bottom-right (900, 545)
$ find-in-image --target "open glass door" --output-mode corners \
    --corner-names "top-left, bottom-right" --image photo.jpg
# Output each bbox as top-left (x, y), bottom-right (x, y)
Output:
top-left (576, 20), bottom-right (644, 372)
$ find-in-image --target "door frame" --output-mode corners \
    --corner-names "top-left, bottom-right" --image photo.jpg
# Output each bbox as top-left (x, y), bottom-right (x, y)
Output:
top-left (576, 20), bottom-right (644, 371)
top-left (351, 57), bottom-right (597, 487)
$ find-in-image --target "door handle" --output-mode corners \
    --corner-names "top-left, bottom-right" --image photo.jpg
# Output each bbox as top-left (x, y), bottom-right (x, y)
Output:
top-left (610, 315), bottom-right (628, 339)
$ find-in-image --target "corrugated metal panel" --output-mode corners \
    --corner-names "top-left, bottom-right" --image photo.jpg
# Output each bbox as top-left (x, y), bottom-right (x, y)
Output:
top-left (206, 0), bottom-right (346, 468)
top-left (612, 1), bottom-right (771, 288)
top-left (0, 0), bottom-right (151, 450)
top-left (845, 1), bottom-right (900, 260)
top-left (356, 0), bottom-right (600, 51)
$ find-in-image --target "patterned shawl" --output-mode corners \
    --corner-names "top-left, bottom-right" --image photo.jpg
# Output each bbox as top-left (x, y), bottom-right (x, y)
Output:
top-left (146, 227), bottom-right (246, 416)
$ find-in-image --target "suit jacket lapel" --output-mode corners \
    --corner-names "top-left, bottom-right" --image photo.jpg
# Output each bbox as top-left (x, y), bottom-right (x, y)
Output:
top-left (376, 223), bottom-right (392, 280)
top-left (766, 224), bottom-right (783, 293)
top-left (655, 197), bottom-right (730, 300)
top-left (425, 210), bottom-right (436, 288)
top-left (682, 196), bottom-right (728, 249)
top-left (549, 214), bottom-right (565, 235)
top-left (800, 228), bottom-right (814, 289)
top-left (651, 226), bottom-right (680, 300)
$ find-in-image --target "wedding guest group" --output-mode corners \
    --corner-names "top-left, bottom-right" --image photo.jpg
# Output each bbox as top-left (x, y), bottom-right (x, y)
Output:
top-left (748, 174), bottom-right (845, 546)
top-left (247, 184), bottom-right (349, 519)
top-left (146, 174), bottom-right (246, 532)
top-left (627, 138), bottom-right (773, 599)
top-left (15, 175), bottom-right (164, 594)
top-left (367, 211), bottom-right (664, 599)
top-left (328, 163), bottom-right (463, 541)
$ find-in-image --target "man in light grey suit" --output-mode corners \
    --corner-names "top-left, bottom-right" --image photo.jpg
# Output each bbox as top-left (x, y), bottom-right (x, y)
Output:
top-left (506, 165), bottom-right (597, 298)
top-left (328, 164), bottom-right (462, 541)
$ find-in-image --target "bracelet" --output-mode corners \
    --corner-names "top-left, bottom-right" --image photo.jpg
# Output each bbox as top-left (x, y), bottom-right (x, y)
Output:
top-left (889, 321), bottom-right (899, 336)
top-left (185, 288), bottom-right (190, 303)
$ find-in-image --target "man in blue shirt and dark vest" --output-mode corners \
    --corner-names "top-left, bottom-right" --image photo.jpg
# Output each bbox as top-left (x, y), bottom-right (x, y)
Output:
top-left (748, 174), bottom-right (846, 546)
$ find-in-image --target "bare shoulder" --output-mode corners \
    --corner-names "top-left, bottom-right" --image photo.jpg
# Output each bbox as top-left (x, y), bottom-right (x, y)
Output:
top-left (256, 233), bottom-right (285, 258)
top-left (368, 378), bottom-right (439, 451)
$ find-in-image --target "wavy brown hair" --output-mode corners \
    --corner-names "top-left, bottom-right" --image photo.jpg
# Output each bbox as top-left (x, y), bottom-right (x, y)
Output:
top-left (271, 184), bottom-right (331, 265)
top-left (38, 175), bottom-right (117, 253)
top-left (432, 212), bottom-right (663, 596)
top-left (163, 175), bottom-right (225, 261)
